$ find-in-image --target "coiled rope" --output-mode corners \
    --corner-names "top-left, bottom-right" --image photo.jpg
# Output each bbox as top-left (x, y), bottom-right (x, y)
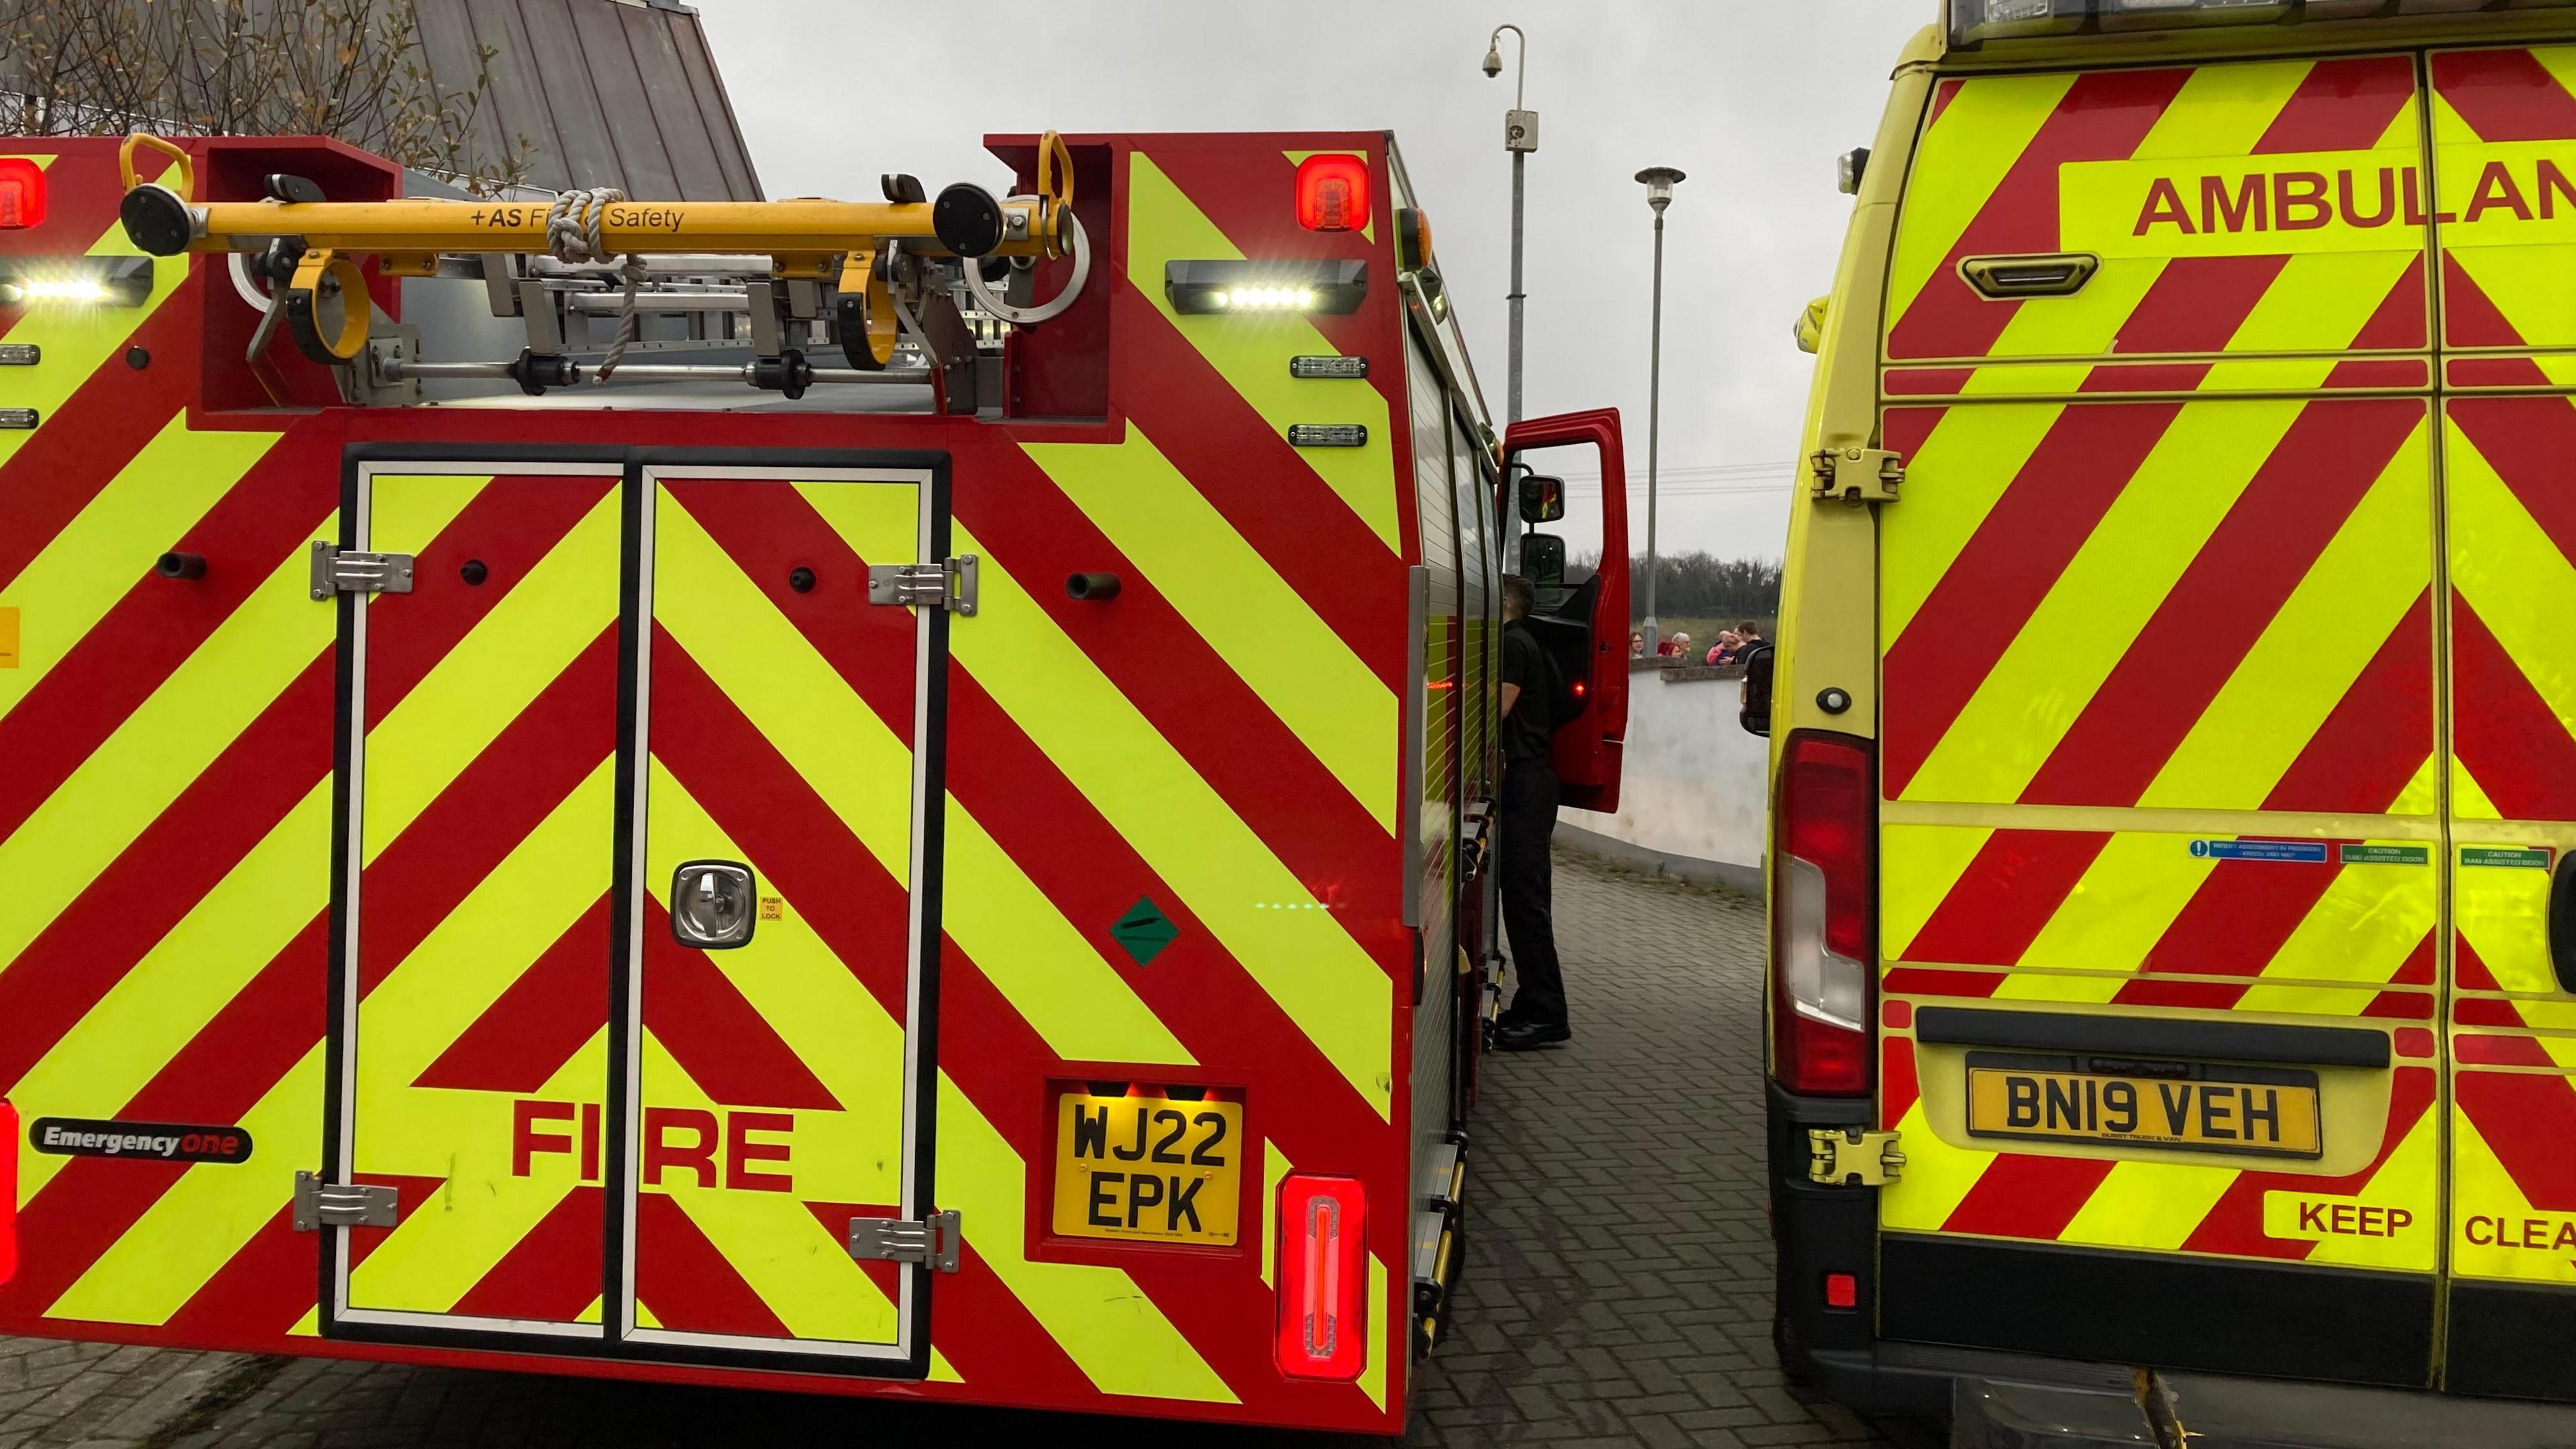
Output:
top-left (544, 186), bottom-right (647, 381)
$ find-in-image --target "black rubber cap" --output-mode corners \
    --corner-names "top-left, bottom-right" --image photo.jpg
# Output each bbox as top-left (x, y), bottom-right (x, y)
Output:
top-left (119, 185), bottom-right (195, 256)
top-left (932, 183), bottom-right (1006, 258)
top-left (154, 551), bottom-right (207, 580)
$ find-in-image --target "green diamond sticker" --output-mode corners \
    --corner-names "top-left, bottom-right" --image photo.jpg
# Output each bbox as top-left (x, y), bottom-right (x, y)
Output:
top-left (1111, 897), bottom-right (1179, 966)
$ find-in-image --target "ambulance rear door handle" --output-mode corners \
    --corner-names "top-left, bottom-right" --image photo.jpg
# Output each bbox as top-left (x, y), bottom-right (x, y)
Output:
top-left (1960, 252), bottom-right (2099, 300)
top-left (2548, 851), bottom-right (2576, 995)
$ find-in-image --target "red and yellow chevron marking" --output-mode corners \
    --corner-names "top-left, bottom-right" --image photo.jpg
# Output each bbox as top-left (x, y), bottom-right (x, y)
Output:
top-left (1888, 54), bottom-right (2428, 364)
top-left (0, 138), bottom-right (1421, 1430)
top-left (2430, 46), bottom-right (2576, 355)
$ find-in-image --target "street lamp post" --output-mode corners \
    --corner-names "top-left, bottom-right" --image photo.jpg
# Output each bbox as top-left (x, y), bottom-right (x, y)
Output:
top-left (1635, 166), bottom-right (1684, 658)
top-left (1481, 25), bottom-right (1534, 427)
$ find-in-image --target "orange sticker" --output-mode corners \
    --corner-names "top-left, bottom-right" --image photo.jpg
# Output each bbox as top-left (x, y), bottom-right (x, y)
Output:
top-left (757, 896), bottom-right (784, 922)
top-left (0, 606), bottom-right (18, 668)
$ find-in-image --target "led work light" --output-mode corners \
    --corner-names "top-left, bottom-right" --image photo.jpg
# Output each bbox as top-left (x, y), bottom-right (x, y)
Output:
top-left (1166, 259), bottom-right (1367, 316)
top-left (1948, 0), bottom-right (2571, 45)
top-left (0, 256), bottom-right (153, 308)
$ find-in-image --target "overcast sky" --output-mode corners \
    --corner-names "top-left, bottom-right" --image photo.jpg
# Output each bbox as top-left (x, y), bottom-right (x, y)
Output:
top-left (693, 1), bottom-right (1931, 560)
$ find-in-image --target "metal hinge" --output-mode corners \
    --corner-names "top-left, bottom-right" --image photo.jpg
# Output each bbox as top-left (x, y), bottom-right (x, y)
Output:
top-left (291, 1169), bottom-right (398, 1231)
top-left (848, 1210), bottom-right (962, 1272)
top-left (1811, 445), bottom-right (1904, 506)
top-left (1807, 1128), bottom-right (1905, 1187)
top-left (309, 541), bottom-right (416, 600)
top-left (867, 554), bottom-right (977, 616)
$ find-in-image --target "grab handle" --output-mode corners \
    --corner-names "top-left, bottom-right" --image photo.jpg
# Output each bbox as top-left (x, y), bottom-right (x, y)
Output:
top-left (119, 133), bottom-right (194, 199)
top-left (1961, 252), bottom-right (2098, 299)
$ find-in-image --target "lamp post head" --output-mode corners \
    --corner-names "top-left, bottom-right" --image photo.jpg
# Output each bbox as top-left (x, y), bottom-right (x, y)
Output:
top-left (1636, 166), bottom-right (1685, 215)
top-left (1481, 44), bottom-right (1503, 77)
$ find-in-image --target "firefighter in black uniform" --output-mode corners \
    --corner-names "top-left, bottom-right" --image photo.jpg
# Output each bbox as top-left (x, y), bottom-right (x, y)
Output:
top-left (1494, 574), bottom-right (1570, 1052)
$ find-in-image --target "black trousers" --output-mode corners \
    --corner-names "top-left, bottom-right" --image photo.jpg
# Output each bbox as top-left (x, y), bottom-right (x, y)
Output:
top-left (1499, 760), bottom-right (1565, 1028)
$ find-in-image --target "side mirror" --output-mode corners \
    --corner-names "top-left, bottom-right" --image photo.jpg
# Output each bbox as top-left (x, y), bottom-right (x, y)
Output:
top-left (1519, 532), bottom-right (1565, 592)
top-left (1793, 296), bottom-right (1827, 355)
top-left (1738, 642), bottom-right (1774, 737)
top-left (1517, 473), bottom-right (1566, 524)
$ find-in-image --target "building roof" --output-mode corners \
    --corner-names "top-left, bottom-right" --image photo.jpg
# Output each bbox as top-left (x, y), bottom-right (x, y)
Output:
top-left (419, 0), bottom-right (763, 201)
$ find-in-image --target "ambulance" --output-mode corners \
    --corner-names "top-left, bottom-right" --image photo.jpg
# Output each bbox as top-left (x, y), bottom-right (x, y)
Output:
top-left (0, 124), bottom-right (1628, 1434)
top-left (1762, 1), bottom-right (2576, 1439)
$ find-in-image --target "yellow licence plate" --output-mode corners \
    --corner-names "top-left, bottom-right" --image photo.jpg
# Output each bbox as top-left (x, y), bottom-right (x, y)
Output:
top-left (1966, 1061), bottom-right (2322, 1159)
top-left (1050, 1094), bottom-right (1243, 1246)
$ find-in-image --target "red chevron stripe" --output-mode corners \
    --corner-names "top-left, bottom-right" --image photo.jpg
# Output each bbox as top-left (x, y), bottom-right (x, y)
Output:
top-left (2451, 592), bottom-right (2576, 822)
top-left (2019, 400), bottom-right (2419, 807)
top-left (928, 1242), bottom-right (1091, 1397)
top-left (1113, 288), bottom-right (1407, 688)
top-left (163, 1208), bottom-right (311, 1339)
top-left (2457, 935), bottom-right (2506, 994)
top-left (1883, 404), bottom-right (2180, 798)
top-left (2255, 55), bottom-right (2418, 153)
top-left (2451, 396), bottom-right (2576, 563)
top-left (2433, 48), bottom-right (2576, 144)
top-left (2110, 257), bottom-right (2288, 357)
top-left (634, 1193), bottom-right (790, 1338)
top-left (2440, 252), bottom-right (2529, 350)
top-left (2457, 1035), bottom-right (2558, 1067)
top-left (2457, 1070), bottom-right (2576, 1211)
top-left (0, 286), bottom-right (204, 592)
top-left (641, 896), bottom-right (843, 1112)
top-left (1898, 830), bottom-right (2110, 967)
top-left (412, 898), bottom-right (610, 1094)
top-left (1880, 967), bottom-right (2006, 999)
top-left (1927, 78), bottom-right (1963, 131)
top-left (1940, 1156), bottom-right (2116, 1240)
top-left (445, 1185), bottom-right (604, 1324)
top-left (2342, 255), bottom-right (2430, 353)
top-left (2133, 856), bottom-right (2344, 981)
top-left (2263, 590), bottom-right (2434, 815)
top-left (1889, 67), bottom-right (2193, 360)
top-left (0, 433), bottom-right (333, 846)
top-left (2178, 1065), bottom-right (2434, 1260)
top-left (1881, 1038), bottom-right (1921, 1132)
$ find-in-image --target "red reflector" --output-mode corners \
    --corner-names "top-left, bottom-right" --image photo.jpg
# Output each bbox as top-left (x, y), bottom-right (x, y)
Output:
top-left (0, 1099), bottom-right (15, 1287)
top-left (1295, 154), bottom-right (1371, 234)
top-left (1824, 1272), bottom-right (1858, 1309)
top-left (1275, 1174), bottom-right (1367, 1380)
top-left (0, 158), bottom-right (44, 231)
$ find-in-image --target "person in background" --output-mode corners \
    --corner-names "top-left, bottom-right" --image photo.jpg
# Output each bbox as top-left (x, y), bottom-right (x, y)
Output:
top-left (1629, 629), bottom-right (1646, 659)
top-left (1707, 629), bottom-right (1743, 667)
top-left (1668, 631), bottom-right (1691, 661)
top-left (1735, 620), bottom-right (1764, 650)
top-left (1495, 574), bottom-right (1570, 1052)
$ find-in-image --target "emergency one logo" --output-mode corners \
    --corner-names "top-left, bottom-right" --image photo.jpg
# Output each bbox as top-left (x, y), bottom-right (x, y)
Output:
top-left (511, 1099), bottom-right (794, 1192)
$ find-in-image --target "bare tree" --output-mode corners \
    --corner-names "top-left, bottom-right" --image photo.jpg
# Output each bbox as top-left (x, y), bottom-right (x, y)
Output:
top-left (0, 0), bottom-right (532, 194)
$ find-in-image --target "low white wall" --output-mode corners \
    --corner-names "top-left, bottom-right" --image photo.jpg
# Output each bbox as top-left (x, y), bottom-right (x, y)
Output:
top-left (1563, 663), bottom-right (1768, 890)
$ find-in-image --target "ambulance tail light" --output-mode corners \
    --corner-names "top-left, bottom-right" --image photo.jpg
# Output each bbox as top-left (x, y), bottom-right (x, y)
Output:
top-left (1275, 1174), bottom-right (1367, 1381)
top-left (1772, 731), bottom-right (1872, 1097)
top-left (1947, 0), bottom-right (2563, 46)
top-left (0, 159), bottom-right (42, 230)
top-left (1295, 154), bottom-right (1370, 234)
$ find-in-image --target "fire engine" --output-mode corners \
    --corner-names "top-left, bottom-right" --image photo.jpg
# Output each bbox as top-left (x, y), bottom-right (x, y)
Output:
top-left (1762, 0), bottom-right (2576, 1441)
top-left (0, 125), bottom-right (1629, 1434)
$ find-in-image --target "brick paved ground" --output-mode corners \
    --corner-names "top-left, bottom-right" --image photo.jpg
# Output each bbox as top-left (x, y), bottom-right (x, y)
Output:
top-left (0, 851), bottom-right (1925, 1448)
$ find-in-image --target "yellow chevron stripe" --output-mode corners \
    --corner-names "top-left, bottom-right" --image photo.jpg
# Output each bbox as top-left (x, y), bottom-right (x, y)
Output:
top-left (2015, 831), bottom-right (2214, 979)
top-left (1903, 399), bottom-right (2302, 804)
top-left (0, 497), bottom-right (319, 987)
top-left (655, 483), bottom-right (1192, 1068)
top-left (2451, 1102), bottom-right (2576, 1284)
top-left (1126, 152), bottom-right (1397, 551)
top-left (341, 761), bottom-right (614, 1314)
top-left (2142, 419), bottom-right (2430, 810)
top-left (1876, 1096), bottom-right (1996, 1232)
top-left (1020, 426), bottom-right (1397, 834)
top-left (1888, 73), bottom-right (2078, 336)
top-left (936, 1071), bottom-right (1234, 1401)
top-left (0, 162), bottom-right (184, 477)
top-left (924, 523), bottom-right (1395, 1119)
top-left (2458, 848), bottom-right (2555, 996)
top-left (1880, 404), bottom-right (2065, 644)
top-left (1880, 822), bottom-right (1993, 963)
top-left (46, 1044), bottom-right (323, 1325)
top-left (2217, 77), bottom-right (2421, 358)
top-left (2057, 1158), bottom-right (2235, 1252)
top-left (2453, 757), bottom-right (2505, 821)
top-left (2289, 1107), bottom-right (2437, 1271)
top-left (0, 415), bottom-right (282, 730)
top-left (362, 482), bottom-right (616, 859)
top-left (2449, 415), bottom-right (2576, 754)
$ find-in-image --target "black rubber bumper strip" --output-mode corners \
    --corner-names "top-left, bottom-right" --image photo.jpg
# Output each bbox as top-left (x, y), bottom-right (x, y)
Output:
top-left (1912, 1006), bottom-right (2390, 1069)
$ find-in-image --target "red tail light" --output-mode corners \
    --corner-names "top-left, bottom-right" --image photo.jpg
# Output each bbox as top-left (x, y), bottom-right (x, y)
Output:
top-left (0, 159), bottom-right (43, 231)
top-left (1772, 731), bottom-right (1872, 1095)
top-left (1295, 154), bottom-right (1370, 234)
top-left (1274, 1174), bottom-right (1367, 1380)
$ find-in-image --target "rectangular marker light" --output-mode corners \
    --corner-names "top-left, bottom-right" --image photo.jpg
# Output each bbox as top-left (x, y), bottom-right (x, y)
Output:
top-left (1167, 259), bottom-right (1367, 316)
top-left (1290, 355), bottom-right (1368, 380)
top-left (0, 344), bottom-right (36, 366)
top-left (0, 409), bottom-right (37, 429)
top-left (1288, 424), bottom-right (1368, 448)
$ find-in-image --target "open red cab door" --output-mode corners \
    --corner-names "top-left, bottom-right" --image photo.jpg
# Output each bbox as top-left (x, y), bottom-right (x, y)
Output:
top-left (1503, 409), bottom-right (1630, 814)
